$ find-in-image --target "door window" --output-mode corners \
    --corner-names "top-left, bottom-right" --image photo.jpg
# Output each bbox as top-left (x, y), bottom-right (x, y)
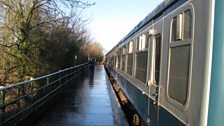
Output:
top-left (155, 35), bottom-right (161, 84)
top-left (168, 9), bottom-right (192, 105)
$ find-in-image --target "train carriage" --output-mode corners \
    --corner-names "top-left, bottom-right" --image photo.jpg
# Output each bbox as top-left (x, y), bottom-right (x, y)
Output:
top-left (105, 0), bottom-right (224, 126)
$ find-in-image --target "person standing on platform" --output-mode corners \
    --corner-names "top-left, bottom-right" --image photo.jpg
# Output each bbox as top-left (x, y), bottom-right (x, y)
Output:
top-left (89, 58), bottom-right (95, 75)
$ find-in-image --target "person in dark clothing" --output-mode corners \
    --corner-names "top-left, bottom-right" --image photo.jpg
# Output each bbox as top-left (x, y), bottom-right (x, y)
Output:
top-left (89, 59), bottom-right (95, 74)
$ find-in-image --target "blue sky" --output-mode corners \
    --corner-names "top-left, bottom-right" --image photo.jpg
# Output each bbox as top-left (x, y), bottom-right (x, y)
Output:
top-left (84, 0), bottom-right (163, 53)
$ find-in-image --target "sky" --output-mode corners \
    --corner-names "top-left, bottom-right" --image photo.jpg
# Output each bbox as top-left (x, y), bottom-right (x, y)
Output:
top-left (83, 0), bottom-right (164, 53)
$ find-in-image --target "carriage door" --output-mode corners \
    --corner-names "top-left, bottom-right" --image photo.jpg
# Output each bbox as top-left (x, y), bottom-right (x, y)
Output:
top-left (148, 21), bottom-right (162, 126)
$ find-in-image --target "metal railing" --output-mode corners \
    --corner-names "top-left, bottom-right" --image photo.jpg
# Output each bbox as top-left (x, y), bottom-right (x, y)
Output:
top-left (0, 63), bottom-right (88, 126)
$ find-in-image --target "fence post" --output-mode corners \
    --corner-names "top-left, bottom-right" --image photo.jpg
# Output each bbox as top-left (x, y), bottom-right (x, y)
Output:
top-left (30, 77), bottom-right (34, 93)
top-left (47, 78), bottom-right (49, 85)
top-left (0, 90), bottom-right (5, 121)
top-left (0, 90), bottom-right (4, 105)
top-left (47, 78), bottom-right (50, 92)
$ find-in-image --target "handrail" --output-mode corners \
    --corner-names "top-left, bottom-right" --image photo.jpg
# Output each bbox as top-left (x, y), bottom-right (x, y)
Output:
top-left (0, 62), bottom-right (89, 126)
top-left (0, 62), bottom-right (88, 91)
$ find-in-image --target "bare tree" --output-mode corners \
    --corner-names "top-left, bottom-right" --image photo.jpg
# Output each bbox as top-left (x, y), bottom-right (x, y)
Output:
top-left (0, 0), bottom-right (94, 84)
top-left (83, 42), bottom-right (104, 62)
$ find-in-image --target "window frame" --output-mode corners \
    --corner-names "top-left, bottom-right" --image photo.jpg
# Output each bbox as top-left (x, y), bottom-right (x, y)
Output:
top-left (116, 56), bottom-right (119, 68)
top-left (167, 8), bottom-right (193, 107)
top-left (128, 41), bottom-right (133, 53)
top-left (120, 44), bottom-right (128, 73)
top-left (171, 9), bottom-right (192, 42)
top-left (127, 41), bottom-right (134, 75)
top-left (134, 33), bottom-right (149, 84)
top-left (127, 53), bottom-right (134, 76)
top-left (135, 51), bottom-right (148, 83)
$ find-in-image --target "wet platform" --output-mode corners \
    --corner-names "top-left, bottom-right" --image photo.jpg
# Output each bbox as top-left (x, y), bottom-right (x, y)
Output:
top-left (34, 65), bottom-right (128, 126)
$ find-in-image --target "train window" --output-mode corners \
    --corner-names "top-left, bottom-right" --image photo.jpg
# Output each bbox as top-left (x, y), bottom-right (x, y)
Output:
top-left (136, 38), bottom-right (140, 51)
top-left (172, 10), bottom-right (192, 42)
top-left (172, 16), bottom-right (177, 41)
top-left (116, 56), bottom-right (119, 68)
top-left (118, 56), bottom-right (121, 69)
top-left (138, 34), bottom-right (147, 51)
top-left (145, 35), bottom-right (149, 48)
top-left (121, 55), bottom-right (126, 71)
top-left (110, 57), bottom-right (112, 67)
top-left (111, 58), bottom-right (113, 67)
top-left (112, 57), bottom-right (115, 67)
top-left (155, 35), bottom-right (161, 84)
top-left (127, 41), bottom-right (133, 75)
top-left (126, 45), bottom-right (129, 54)
top-left (118, 48), bottom-right (122, 70)
top-left (172, 14), bottom-right (183, 41)
top-left (129, 42), bottom-right (133, 53)
top-left (122, 46), bottom-right (126, 54)
top-left (127, 54), bottom-right (133, 75)
top-left (141, 34), bottom-right (146, 50)
top-left (168, 45), bottom-right (190, 105)
top-left (169, 9), bottom-right (192, 105)
top-left (121, 46), bottom-right (127, 71)
top-left (135, 52), bottom-right (148, 83)
top-left (183, 10), bottom-right (192, 39)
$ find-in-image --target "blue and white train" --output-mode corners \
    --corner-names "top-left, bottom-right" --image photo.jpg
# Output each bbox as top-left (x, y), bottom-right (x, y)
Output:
top-left (105, 0), bottom-right (224, 125)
